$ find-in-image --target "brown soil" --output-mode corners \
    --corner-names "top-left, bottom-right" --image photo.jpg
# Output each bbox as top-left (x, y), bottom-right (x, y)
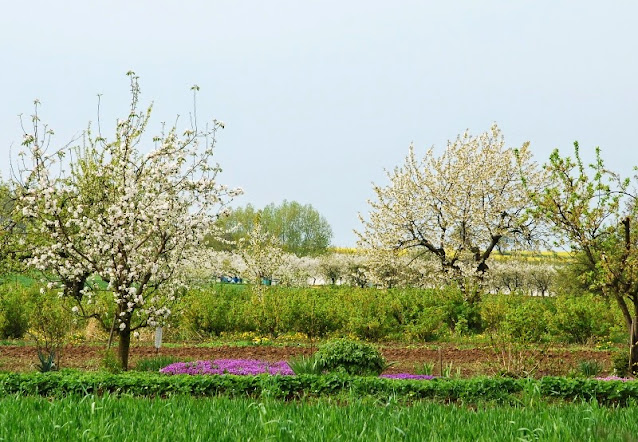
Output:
top-left (0, 342), bottom-right (616, 377)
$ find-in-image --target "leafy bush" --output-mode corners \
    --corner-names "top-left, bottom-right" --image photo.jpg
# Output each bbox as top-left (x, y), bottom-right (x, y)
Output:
top-left (548, 294), bottom-right (618, 344)
top-left (314, 339), bottom-right (388, 376)
top-left (2, 372), bottom-right (638, 405)
top-left (101, 350), bottom-right (122, 374)
top-left (480, 294), bottom-right (511, 333)
top-left (287, 288), bottom-right (344, 339)
top-left (612, 351), bottom-right (630, 377)
top-left (28, 289), bottom-right (77, 370)
top-left (435, 286), bottom-right (484, 334)
top-left (392, 289), bottom-right (445, 341)
top-left (180, 287), bottom-right (244, 337)
top-left (342, 290), bottom-right (398, 340)
top-left (502, 296), bottom-right (550, 343)
top-left (0, 285), bottom-right (30, 339)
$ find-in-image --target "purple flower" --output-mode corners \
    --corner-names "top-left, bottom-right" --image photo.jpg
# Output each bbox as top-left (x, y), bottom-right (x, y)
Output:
top-left (160, 360), bottom-right (439, 381)
top-left (380, 374), bottom-right (437, 380)
top-left (160, 359), bottom-right (294, 376)
top-left (594, 376), bottom-right (634, 382)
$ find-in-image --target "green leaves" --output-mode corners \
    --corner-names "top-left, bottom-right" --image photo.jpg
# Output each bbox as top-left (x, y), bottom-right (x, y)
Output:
top-left (2, 371), bottom-right (638, 405)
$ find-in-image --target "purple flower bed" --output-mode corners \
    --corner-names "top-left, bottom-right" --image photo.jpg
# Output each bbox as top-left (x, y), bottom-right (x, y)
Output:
top-left (159, 359), bottom-right (439, 380)
top-left (160, 359), bottom-right (294, 376)
top-left (380, 374), bottom-right (437, 380)
top-left (595, 376), bottom-right (634, 382)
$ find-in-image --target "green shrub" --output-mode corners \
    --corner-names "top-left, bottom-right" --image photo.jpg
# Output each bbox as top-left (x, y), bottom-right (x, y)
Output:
top-left (343, 290), bottom-right (399, 340)
top-left (315, 338), bottom-right (389, 376)
top-left (480, 294), bottom-right (511, 333)
top-left (180, 287), bottom-right (242, 337)
top-left (405, 311), bottom-right (444, 341)
top-left (548, 294), bottom-right (618, 344)
top-left (435, 286), bottom-right (484, 334)
top-left (287, 288), bottom-right (344, 339)
top-left (392, 289), bottom-right (445, 341)
top-left (28, 289), bottom-right (77, 370)
top-left (612, 351), bottom-right (630, 377)
top-left (0, 286), bottom-right (30, 339)
top-left (502, 296), bottom-right (550, 343)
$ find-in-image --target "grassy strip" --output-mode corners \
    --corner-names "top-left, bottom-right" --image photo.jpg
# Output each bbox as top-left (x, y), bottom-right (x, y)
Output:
top-left (1, 372), bottom-right (638, 405)
top-left (1, 394), bottom-right (637, 441)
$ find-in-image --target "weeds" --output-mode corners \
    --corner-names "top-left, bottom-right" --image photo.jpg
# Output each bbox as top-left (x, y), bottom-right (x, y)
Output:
top-left (578, 359), bottom-right (604, 378)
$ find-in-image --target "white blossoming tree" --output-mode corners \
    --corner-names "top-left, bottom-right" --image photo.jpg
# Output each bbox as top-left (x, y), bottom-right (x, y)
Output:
top-left (357, 124), bottom-right (540, 296)
top-left (14, 72), bottom-right (242, 369)
top-left (237, 220), bottom-right (285, 286)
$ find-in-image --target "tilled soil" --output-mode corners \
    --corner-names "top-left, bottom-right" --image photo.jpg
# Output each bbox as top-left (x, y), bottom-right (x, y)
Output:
top-left (0, 343), bottom-right (615, 377)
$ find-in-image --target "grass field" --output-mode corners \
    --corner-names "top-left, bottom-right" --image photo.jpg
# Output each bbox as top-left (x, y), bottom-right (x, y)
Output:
top-left (1, 394), bottom-right (637, 441)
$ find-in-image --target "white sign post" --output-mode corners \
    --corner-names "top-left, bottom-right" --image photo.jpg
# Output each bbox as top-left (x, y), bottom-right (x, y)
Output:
top-left (154, 327), bottom-right (163, 353)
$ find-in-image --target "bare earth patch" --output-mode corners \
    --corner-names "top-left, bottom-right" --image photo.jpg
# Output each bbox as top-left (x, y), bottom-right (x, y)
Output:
top-left (0, 342), bottom-right (615, 377)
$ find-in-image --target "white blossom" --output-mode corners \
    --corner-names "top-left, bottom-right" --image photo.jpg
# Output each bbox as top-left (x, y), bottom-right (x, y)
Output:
top-left (13, 73), bottom-right (242, 368)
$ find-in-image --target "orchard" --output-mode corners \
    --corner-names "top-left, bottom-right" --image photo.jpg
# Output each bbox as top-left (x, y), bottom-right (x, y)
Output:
top-left (2, 74), bottom-right (638, 440)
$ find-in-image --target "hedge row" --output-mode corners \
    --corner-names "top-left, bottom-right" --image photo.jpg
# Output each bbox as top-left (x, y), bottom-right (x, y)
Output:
top-left (178, 285), bottom-right (624, 343)
top-left (0, 281), bottom-right (626, 344)
top-left (1, 372), bottom-right (637, 405)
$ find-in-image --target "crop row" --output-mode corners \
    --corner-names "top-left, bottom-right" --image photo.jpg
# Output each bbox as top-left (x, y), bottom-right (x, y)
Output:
top-left (0, 282), bottom-right (626, 344)
top-left (178, 285), bottom-right (623, 343)
top-left (1, 372), bottom-right (637, 405)
top-left (4, 394), bottom-right (638, 441)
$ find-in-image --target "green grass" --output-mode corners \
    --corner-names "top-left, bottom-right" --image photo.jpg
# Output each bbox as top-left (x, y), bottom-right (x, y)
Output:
top-left (1, 394), bottom-right (637, 441)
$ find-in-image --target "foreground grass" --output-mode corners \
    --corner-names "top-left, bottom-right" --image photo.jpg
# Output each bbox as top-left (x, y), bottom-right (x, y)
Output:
top-left (1, 395), bottom-right (637, 441)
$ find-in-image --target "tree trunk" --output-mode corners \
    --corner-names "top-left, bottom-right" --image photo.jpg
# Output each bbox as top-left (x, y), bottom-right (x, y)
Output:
top-left (118, 327), bottom-right (131, 371)
top-left (631, 318), bottom-right (638, 374)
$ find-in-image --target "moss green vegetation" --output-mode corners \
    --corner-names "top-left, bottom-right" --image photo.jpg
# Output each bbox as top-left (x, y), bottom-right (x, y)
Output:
top-left (1, 394), bottom-right (637, 441)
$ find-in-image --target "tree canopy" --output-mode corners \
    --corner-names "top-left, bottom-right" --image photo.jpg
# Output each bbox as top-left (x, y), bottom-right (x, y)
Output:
top-left (357, 124), bottom-right (540, 288)
top-left (523, 143), bottom-right (638, 372)
top-left (211, 200), bottom-right (332, 257)
top-left (13, 73), bottom-right (241, 369)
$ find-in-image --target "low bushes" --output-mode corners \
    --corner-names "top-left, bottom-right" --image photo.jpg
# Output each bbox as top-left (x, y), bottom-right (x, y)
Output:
top-left (176, 285), bottom-right (624, 344)
top-left (2, 281), bottom-right (627, 345)
top-left (0, 285), bottom-right (31, 339)
top-left (1, 371), bottom-right (637, 405)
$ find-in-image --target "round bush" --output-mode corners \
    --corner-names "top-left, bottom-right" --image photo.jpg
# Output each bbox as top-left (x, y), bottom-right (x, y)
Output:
top-left (315, 338), bottom-right (388, 376)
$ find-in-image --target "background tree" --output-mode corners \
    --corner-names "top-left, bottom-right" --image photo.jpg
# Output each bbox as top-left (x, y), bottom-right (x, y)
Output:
top-left (210, 200), bottom-right (332, 257)
top-left (357, 124), bottom-right (540, 295)
top-left (207, 203), bottom-right (258, 252)
top-left (0, 179), bottom-right (30, 277)
top-left (14, 73), bottom-right (241, 369)
top-left (523, 144), bottom-right (638, 372)
top-left (237, 219), bottom-right (285, 286)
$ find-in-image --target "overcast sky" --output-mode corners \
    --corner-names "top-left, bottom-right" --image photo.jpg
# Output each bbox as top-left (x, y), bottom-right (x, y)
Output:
top-left (2, 1), bottom-right (637, 246)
